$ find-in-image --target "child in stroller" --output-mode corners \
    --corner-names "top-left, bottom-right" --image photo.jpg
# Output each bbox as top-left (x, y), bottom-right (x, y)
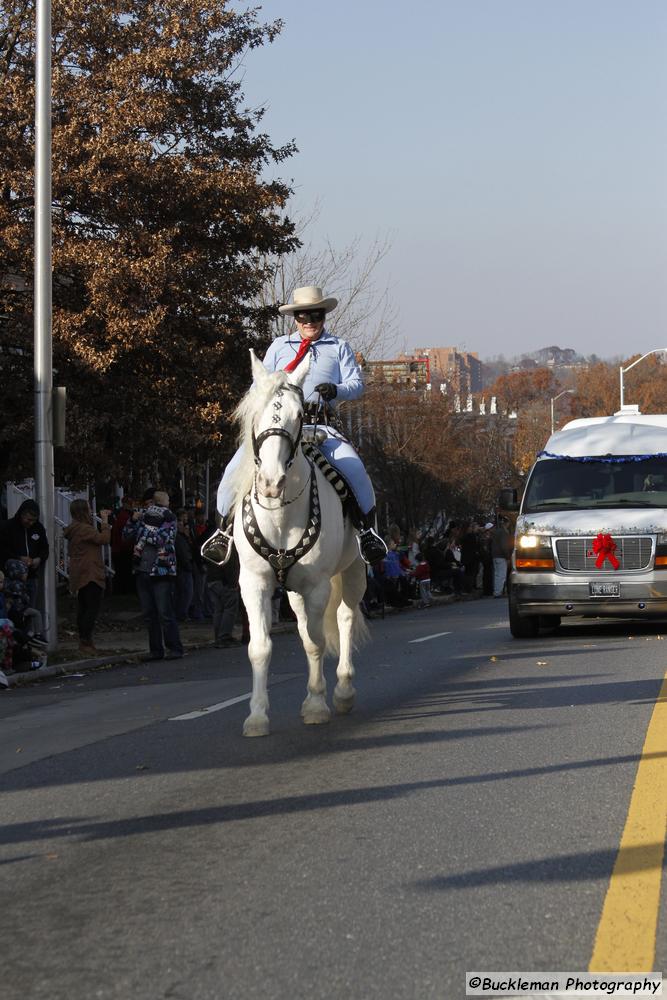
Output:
top-left (3, 559), bottom-right (47, 675)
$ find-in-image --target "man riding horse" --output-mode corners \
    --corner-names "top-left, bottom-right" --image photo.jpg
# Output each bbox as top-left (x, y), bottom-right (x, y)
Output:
top-left (213, 285), bottom-right (387, 567)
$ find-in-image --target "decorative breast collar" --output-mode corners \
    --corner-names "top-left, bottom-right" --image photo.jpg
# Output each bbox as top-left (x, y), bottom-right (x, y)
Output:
top-left (242, 464), bottom-right (321, 587)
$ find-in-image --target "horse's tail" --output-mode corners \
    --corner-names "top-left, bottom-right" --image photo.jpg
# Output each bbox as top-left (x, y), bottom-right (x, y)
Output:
top-left (352, 605), bottom-right (371, 650)
top-left (323, 574), bottom-right (370, 657)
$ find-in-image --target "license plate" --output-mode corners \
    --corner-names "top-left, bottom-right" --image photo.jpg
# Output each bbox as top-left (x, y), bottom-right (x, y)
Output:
top-left (589, 582), bottom-right (620, 597)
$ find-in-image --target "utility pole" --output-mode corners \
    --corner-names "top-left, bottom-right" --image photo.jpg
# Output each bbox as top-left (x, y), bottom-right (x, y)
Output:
top-left (34, 0), bottom-right (57, 650)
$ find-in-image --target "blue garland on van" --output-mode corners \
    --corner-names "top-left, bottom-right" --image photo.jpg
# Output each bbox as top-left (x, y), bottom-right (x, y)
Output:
top-left (537, 450), bottom-right (667, 463)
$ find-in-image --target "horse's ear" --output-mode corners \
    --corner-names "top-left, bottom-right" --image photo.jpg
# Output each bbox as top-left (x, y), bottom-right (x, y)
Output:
top-left (288, 350), bottom-right (312, 388)
top-left (250, 349), bottom-right (269, 386)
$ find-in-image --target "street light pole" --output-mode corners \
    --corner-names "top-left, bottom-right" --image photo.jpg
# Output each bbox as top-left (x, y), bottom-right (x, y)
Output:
top-left (550, 389), bottom-right (575, 435)
top-left (34, 0), bottom-right (57, 650)
top-left (619, 349), bottom-right (667, 409)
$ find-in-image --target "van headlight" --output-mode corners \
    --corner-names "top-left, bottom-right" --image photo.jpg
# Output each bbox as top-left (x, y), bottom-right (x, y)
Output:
top-left (517, 534), bottom-right (550, 550)
top-left (515, 534), bottom-right (554, 571)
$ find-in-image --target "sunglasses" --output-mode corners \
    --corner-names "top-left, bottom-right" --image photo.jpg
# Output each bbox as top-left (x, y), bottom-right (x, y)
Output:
top-left (294, 309), bottom-right (325, 324)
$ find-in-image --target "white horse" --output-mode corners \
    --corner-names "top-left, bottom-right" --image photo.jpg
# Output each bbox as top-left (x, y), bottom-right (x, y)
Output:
top-left (227, 350), bottom-right (368, 737)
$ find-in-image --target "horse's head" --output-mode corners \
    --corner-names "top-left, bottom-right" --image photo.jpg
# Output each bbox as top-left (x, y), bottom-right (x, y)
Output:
top-left (249, 349), bottom-right (310, 498)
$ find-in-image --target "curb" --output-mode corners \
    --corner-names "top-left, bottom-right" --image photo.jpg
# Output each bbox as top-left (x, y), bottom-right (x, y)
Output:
top-left (2, 593), bottom-right (480, 689)
top-left (2, 621), bottom-right (300, 688)
top-left (4, 648), bottom-right (171, 687)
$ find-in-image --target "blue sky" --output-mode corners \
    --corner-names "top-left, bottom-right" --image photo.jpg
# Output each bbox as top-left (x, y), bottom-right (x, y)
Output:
top-left (241, 1), bottom-right (667, 361)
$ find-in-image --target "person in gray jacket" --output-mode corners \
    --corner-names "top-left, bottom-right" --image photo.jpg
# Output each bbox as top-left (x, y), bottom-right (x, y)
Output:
top-left (214, 285), bottom-right (387, 566)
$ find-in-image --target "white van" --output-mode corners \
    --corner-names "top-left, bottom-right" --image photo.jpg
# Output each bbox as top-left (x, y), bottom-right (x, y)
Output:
top-left (509, 411), bottom-right (667, 637)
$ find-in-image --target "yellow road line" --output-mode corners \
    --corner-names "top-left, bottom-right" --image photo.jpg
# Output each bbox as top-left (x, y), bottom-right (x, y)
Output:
top-left (589, 670), bottom-right (667, 972)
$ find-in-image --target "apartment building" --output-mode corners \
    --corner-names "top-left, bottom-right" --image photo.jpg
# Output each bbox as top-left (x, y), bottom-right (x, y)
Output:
top-left (365, 355), bottom-right (431, 389)
top-left (410, 347), bottom-right (483, 395)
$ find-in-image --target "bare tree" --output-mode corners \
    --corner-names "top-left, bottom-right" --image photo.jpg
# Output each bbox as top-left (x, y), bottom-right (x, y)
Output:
top-left (257, 205), bottom-right (398, 360)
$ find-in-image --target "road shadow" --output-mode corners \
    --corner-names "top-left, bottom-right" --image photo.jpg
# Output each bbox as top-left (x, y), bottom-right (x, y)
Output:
top-left (411, 842), bottom-right (666, 891)
top-left (380, 674), bottom-right (667, 721)
top-left (2, 749), bottom-right (665, 851)
top-left (2, 663), bottom-right (664, 793)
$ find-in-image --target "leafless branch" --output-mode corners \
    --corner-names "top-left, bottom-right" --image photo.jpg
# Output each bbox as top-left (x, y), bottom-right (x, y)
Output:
top-left (257, 202), bottom-right (398, 359)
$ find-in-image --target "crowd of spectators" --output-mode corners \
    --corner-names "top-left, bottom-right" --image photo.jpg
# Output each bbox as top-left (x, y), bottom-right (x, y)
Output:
top-left (0, 489), bottom-right (252, 680)
top-left (0, 488), bottom-right (515, 682)
top-left (362, 517), bottom-right (513, 616)
top-left (118, 489), bottom-right (249, 661)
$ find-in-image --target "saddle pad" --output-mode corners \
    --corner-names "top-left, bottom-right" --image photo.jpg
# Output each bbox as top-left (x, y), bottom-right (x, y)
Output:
top-left (301, 441), bottom-right (349, 501)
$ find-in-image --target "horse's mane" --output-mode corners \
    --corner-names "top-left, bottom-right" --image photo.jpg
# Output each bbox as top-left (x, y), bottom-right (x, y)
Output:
top-left (227, 369), bottom-right (294, 512)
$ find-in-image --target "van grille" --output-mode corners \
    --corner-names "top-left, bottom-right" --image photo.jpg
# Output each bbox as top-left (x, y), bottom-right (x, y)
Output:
top-left (555, 536), bottom-right (653, 572)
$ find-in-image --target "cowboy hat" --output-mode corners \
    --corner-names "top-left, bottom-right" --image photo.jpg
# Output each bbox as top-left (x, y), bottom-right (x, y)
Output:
top-left (278, 285), bottom-right (338, 315)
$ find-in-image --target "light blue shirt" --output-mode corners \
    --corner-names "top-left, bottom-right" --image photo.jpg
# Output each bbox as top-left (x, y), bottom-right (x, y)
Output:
top-left (262, 330), bottom-right (364, 406)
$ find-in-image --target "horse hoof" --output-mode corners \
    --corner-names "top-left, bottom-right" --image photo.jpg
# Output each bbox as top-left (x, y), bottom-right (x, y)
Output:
top-left (243, 715), bottom-right (270, 737)
top-left (301, 696), bottom-right (331, 725)
top-left (302, 709), bottom-right (331, 725)
top-left (334, 685), bottom-right (356, 714)
top-left (334, 694), bottom-right (355, 715)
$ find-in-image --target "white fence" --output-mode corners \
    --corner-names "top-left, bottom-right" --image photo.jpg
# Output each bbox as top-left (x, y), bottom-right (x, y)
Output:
top-left (5, 480), bottom-right (114, 582)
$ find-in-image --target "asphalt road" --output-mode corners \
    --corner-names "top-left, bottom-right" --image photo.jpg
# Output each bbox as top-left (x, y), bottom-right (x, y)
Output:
top-left (2, 598), bottom-right (666, 1000)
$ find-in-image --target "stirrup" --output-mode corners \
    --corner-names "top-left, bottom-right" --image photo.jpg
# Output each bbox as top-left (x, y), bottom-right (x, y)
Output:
top-left (357, 527), bottom-right (388, 565)
top-left (201, 526), bottom-right (234, 566)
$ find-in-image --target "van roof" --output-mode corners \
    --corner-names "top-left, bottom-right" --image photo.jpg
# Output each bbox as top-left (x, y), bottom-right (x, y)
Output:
top-left (543, 414), bottom-right (667, 458)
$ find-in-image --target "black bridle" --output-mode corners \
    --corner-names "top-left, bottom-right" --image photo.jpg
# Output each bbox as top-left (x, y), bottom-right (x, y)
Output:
top-left (251, 383), bottom-right (305, 470)
top-left (245, 382), bottom-right (321, 581)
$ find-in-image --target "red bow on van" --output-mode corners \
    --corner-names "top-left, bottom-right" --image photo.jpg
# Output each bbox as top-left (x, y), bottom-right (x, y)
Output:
top-left (590, 533), bottom-right (620, 570)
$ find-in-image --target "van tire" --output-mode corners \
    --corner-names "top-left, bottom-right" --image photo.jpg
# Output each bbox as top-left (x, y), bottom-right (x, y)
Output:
top-left (509, 590), bottom-right (539, 638)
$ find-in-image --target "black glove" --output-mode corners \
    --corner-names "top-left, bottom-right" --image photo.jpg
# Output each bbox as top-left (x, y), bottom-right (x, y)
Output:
top-left (314, 382), bottom-right (337, 401)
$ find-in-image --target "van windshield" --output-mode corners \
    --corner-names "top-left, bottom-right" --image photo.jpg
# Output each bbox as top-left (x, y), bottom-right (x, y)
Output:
top-left (523, 457), bottom-right (667, 512)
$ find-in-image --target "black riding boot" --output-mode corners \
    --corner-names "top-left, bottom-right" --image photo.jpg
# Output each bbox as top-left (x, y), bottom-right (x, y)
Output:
top-left (356, 508), bottom-right (388, 565)
top-left (201, 513), bottom-right (235, 566)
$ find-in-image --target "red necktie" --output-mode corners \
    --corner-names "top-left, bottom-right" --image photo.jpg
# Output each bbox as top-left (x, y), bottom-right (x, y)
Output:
top-left (283, 337), bottom-right (311, 373)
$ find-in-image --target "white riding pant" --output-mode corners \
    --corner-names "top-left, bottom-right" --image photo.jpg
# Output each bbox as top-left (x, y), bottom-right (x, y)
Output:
top-left (216, 426), bottom-right (375, 518)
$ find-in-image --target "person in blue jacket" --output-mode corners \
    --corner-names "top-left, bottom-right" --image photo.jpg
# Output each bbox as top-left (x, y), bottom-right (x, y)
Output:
top-left (214, 285), bottom-right (387, 566)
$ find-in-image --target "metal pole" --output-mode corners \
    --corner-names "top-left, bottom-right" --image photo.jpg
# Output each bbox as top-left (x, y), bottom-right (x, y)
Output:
top-left (619, 349), bottom-right (667, 409)
top-left (34, 0), bottom-right (57, 651)
top-left (550, 389), bottom-right (575, 436)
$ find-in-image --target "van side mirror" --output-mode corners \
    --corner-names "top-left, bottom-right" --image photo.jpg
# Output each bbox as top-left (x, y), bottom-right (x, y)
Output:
top-left (498, 488), bottom-right (519, 511)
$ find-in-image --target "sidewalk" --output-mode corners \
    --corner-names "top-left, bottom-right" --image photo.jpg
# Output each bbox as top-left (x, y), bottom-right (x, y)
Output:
top-left (2, 589), bottom-right (257, 688)
top-left (2, 587), bottom-right (483, 688)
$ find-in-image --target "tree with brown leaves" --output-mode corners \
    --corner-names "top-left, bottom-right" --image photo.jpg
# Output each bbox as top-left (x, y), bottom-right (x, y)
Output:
top-left (573, 355), bottom-right (667, 417)
top-left (485, 367), bottom-right (557, 414)
top-left (512, 401), bottom-right (551, 474)
top-left (346, 385), bottom-right (519, 532)
top-left (0, 0), bottom-right (298, 484)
